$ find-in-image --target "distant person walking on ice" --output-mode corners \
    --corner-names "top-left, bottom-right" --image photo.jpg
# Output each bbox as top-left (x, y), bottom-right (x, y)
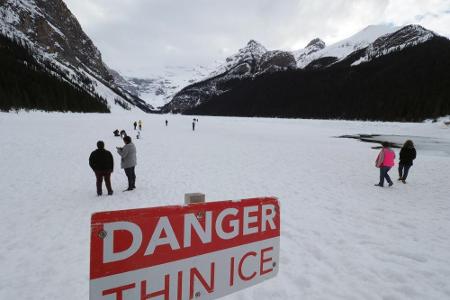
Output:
top-left (133, 121), bottom-right (137, 130)
top-left (117, 136), bottom-right (137, 191)
top-left (192, 120), bottom-right (196, 131)
top-left (89, 141), bottom-right (114, 196)
top-left (398, 140), bottom-right (416, 184)
top-left (138, 120), bottom-right (143, 130)
top-left (375, 142), bottom-right (395, 187)
top-left (165, 120), bottom-right (168, 126)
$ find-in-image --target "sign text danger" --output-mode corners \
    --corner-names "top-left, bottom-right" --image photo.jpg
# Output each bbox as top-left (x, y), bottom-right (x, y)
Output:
top-left (90, 197), bottom-right (280, 300)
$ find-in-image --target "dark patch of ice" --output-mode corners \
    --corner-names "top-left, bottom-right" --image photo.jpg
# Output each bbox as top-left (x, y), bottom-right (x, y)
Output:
top-left (338, 134), bottom-right (450, 155)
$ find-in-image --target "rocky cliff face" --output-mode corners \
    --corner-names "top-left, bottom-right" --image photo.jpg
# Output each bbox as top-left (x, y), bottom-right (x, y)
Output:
top-left (294, 25), bottom-right (400, 68)
top-left (1, 0), bottom-right (109, 79)
top-left (211, 40), bottom-right (267, 76)
top-left (0, 0), bottom-right (153, 112)
top-left (356, 25), bottom-right (437, 65)
top-left (295, 38), bottom-right (326, 63)
top-left (308, 25), bottom-right (439, 68)
top-left (259, 50), bottom-right (297, 73)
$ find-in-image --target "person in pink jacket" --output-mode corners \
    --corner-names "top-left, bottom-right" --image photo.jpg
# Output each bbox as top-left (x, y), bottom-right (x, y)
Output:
top-left (375, 142), bottom-right (396, 187)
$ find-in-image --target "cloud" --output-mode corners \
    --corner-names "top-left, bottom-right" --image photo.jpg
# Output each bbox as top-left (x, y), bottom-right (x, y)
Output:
top-left (64, 0), bottom-right (450, 76)
top-left (382, 0), bottom-right (450, 37)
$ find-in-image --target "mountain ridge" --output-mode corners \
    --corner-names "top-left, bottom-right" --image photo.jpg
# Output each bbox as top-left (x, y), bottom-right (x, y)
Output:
top-left (1, 1), bottom-right (447, 119)
top-left (185, 36), bottom-right (450, 122)
top-left (161, 23), bottom-right (445, 115)
top-left (0, 0), bottom-right (154, 112)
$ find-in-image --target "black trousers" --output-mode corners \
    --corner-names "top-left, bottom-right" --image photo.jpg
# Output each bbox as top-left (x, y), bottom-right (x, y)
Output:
top-left (95, 171), bottom-right (113, 195)
top-left (398, 163), bottom-right (412, 180)
top-left (124, 167), bottom-right (136, 189)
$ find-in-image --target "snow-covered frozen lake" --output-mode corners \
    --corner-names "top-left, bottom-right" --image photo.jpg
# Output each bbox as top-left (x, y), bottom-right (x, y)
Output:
top-left (1, 112), bottom-right (449, 299)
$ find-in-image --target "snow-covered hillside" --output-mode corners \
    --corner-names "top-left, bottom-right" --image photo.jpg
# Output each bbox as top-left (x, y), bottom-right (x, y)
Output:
top-left (353, 25), bottom-right (438, 66)
top-left (0, 0), bottom-right (153, 112)
top-left (1, 112), bottom-right (450, 299)
top-left (294, 24), bottom-right (400, 68)
top-left (123, 65), bottom-right (220, 109)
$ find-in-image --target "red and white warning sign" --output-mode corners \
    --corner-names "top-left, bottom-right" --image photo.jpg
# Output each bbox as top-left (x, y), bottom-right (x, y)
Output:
top-left (90, 197), bottom-right (280, 300)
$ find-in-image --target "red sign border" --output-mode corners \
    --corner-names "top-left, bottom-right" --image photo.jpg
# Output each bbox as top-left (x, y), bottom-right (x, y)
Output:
top-left (90, 197), bottom-right (280, 280)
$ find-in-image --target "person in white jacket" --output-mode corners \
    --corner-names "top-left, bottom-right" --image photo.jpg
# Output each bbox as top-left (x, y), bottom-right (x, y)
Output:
top-left (116, 136), bottom-right (137, 191)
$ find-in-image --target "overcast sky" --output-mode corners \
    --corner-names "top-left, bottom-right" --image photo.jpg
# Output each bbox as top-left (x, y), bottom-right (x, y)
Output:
top-left (64, 0), bottom-right (450, 76)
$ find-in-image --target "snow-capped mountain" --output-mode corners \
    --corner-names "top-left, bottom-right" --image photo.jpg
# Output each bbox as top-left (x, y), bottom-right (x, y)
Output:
top-left (162, 23), bottom-right (444, 114)
top-left (160, 40), bottom-right (296, 113)
top-left (118, 25), bottom-right (409, 113)
top-left (210, 40), bottom-right (268, 77)
top-left (294, 24), bottom-right (400, 68)
top-left (162, 25), bottom-right (405, 113)
top-left (113, 65), bottom-right (219, 109)
top-left (0, 0), bottom-right (153, 112)
top-left (186, 33), bottom-right (450, 121)
top-left (352, 25), bottom-right (437, 66)
top-left (184, 23), bottom-right (450, 121)
top-left (115, 40), bottom-right (296, 111)
top-left (294, 38), bottom-right (326, 64)
top-left (206, 40), bottom-right (297, 77)
top-left (107, 23), bottom-right (440, 114)
top-left (3, 1), bottom-right (440, 118)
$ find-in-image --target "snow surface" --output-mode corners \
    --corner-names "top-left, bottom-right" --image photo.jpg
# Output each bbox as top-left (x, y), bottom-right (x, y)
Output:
top-left (1, 113), bottom-right (450, 299)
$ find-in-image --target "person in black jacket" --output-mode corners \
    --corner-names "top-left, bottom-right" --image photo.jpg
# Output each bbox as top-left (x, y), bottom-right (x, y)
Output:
top-left (89, 141), bottom-right (114, 196)
top-left (398, 140), bottom-right (416, 183)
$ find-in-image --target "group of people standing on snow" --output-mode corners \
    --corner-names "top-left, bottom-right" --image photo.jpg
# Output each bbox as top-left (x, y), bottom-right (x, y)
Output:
top-left (91, 118), bottom-right (418, 195)
top-left (112, 129), bottom-right (130, 138)
top-left (133, 120), bottom-right (143, 139)
top-left (374, 140), bottom-right (417, 187)
top-left (89, 126), bottom-right (139, 196)
top-left (133, 120), bottom-right (143, 131)
top-left (89, 117), bottom-right (203, 196)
